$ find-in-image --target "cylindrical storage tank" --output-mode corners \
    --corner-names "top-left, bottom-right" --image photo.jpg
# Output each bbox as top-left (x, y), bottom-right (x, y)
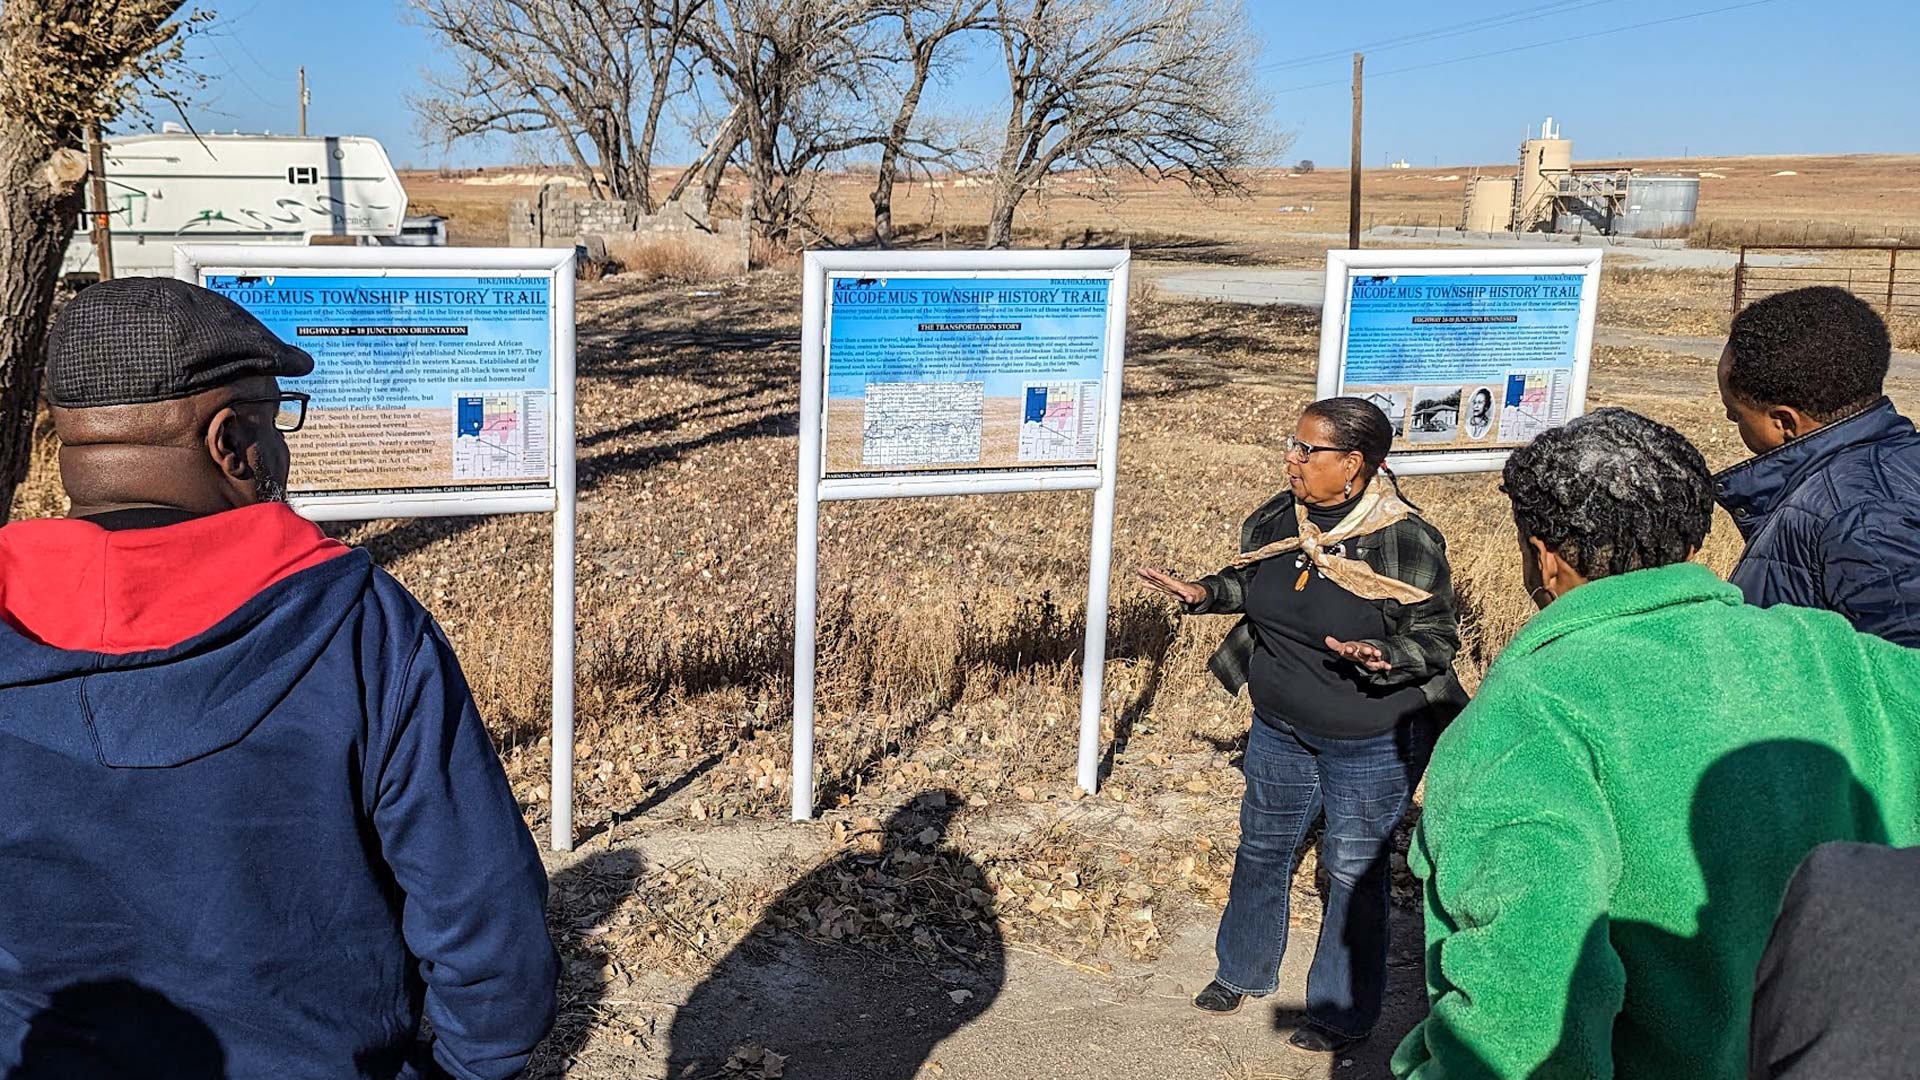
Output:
top-left (1462, 176), bottom-right (1516, 232)
top-left (1516, 137), bottom-right (1572, 230)
top-left (1616, 176), bottom-right (1700, 238)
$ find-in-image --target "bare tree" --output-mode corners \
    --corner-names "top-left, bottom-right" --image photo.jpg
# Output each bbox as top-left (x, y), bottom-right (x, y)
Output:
top-left (868, 0), bottom-right (991, 245)
top-left (692, 0), bottom-right (897, 257)
top-left (985, 0), bottom-right (1275, 248)
top-left (0, 0), bottom-right (201, 522)
top-left (411, 0), bottom-right (707, 213)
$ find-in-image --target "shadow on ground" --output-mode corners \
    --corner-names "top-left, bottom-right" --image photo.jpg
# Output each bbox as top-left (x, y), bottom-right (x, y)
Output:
top-left (665, 791), bottom-right (1003, 1079)
top-left (526, 849), bottom-right (648, 1078)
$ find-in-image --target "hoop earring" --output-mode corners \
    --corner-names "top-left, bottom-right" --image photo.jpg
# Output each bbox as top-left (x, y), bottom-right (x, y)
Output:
top-left (1529, 585), bottom-right (1556, 607)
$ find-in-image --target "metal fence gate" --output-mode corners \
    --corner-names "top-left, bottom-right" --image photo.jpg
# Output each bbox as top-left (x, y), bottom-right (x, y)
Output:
top-left (1733, 244), bottom-right (1920, 320)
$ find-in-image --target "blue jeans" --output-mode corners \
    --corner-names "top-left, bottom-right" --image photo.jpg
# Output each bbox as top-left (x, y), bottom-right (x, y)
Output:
top-left (1213, 713), bottom-right (1433, 1037)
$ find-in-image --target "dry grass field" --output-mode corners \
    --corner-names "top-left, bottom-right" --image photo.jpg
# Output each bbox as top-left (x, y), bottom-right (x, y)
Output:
top-left (403, 152), bottom-right (1920, 255)
top-left (20, 158), bottom-right (1920, 1077)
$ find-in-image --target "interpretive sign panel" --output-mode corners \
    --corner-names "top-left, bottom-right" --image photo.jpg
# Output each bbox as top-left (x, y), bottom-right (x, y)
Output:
top-left (192, 270), bottom-right (558, 507)
top-left (821, 274), bottom-right (1116, 482)
top-left (1316, 248), bottom-right (1602, 475)
top-left (795, 251), bottom-right (1131, 821)
top-left (177, 245), bottom-right (582, 853)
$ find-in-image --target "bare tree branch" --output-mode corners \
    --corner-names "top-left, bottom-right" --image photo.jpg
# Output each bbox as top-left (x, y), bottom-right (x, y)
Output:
top-left (985, 0), bottom-right (1285, 248)
top-left (867, 0), bottom-right (993, 245)
top-left (409, 0), bottom-right (708, 213)
top-left (693, 0), bottom-right (902, 258)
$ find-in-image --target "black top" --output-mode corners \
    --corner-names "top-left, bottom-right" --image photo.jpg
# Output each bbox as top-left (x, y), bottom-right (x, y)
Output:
top-left (1243, 494), bottom-right (1432, 739)
top-left (77, 507), bottom-right (205, 531)
top-left (1751, 842), bottom-right (1920, 1079)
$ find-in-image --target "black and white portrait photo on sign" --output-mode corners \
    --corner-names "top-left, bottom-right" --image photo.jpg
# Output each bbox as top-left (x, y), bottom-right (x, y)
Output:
top-left (1466, 386), bottom-right (1495, 440)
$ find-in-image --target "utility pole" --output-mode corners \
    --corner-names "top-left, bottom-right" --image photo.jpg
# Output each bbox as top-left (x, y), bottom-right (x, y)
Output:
top-left (86, 124), bottom-right (114, 281)
top-left (299, 67), bottom-right (309, 137)
top-left (1349, 52), bottom-right (1363, 250)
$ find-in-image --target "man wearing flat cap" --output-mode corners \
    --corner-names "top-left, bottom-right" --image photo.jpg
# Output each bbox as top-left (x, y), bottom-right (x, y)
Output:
top-left (0, 279), bottom-right (556, 1079)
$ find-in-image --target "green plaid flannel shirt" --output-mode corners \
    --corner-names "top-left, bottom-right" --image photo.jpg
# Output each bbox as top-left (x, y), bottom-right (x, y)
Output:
top-left (1186, 490), bottom-right (1467, 711)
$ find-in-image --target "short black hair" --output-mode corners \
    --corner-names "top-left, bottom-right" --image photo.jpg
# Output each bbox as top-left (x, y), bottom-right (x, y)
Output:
top-left (1304, 395), bottom-right (1394, 468)
top-left (1502, 408), bottom-right (1714, 580)
top-left (1726, 287), bottom-right (1890, 419)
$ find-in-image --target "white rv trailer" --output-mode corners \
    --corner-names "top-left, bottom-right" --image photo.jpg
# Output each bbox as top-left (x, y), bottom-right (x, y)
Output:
top-left (63, 131), bottom-right (410, 278)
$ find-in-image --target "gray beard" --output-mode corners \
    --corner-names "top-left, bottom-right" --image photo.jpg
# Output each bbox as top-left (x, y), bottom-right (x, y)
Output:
top-left (254, 472), bottom-right (289, 504)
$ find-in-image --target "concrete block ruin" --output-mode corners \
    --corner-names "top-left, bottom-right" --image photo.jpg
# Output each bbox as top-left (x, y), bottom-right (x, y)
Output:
top-left (509, 182), bottom-right (748, 275)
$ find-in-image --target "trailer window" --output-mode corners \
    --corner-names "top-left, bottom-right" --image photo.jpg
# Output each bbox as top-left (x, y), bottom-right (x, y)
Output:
top-left (287, 166), bottom-right (318, 185)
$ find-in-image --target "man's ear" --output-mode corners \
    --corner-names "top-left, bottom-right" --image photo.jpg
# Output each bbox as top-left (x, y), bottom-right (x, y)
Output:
top-left (205, 406), bottom-right (257, 483)
top-left (1771, 405), bottom-right (1815, 442)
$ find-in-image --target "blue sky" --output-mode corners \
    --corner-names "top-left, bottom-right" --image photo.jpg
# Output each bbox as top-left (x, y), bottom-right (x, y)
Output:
top-left (180, 0), bottom-right (1917, 169)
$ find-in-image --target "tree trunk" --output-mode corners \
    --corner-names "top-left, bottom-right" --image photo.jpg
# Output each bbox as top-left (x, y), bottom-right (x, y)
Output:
top-left (746, 162), bottom-right (774, 269)
top-left (0, 122), bottom-right (84, 522)
top-left (871, 60), bottom-right (932, 248)
top-left (871, 163), bottom-right (899, 247)
top-left (985, 186), bottom-right (1020, 249)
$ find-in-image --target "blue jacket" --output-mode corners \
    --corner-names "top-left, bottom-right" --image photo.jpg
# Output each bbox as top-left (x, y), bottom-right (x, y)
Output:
top-left (1716, 398), bottom-right (1920, 647)
top-left (0, 505), bottom-right (556, 1079)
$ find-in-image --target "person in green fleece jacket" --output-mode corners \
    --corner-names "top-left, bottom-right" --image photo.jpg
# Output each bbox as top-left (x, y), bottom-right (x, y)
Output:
top-left (1392, 407), bottom-right (1920, 1080)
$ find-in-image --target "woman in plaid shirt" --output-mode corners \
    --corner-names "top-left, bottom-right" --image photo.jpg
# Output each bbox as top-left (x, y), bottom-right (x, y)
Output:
top-left (1139, 396), bottom-right (1466, 1054)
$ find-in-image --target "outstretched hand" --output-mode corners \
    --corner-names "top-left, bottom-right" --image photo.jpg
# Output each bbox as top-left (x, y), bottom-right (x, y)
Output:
top-left (1136, 566), bottom-right (1207, 607)
top-left (1325, 636), bottom-right (1392, 673)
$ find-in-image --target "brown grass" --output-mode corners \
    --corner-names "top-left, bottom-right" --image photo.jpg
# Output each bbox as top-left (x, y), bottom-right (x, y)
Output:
top-left (22, 271), bottom-right (1901, 828)
top-left (1692, 218), bottom-right (1920, 250)
top-left (1599, 265), bottom-right (1734, 338)
top-left (602, 233), bottom-right (737, 283)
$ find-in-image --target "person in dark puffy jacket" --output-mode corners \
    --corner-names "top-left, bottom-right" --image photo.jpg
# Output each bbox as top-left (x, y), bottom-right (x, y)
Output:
top-left (1714, 286), bottom-right (1920, 646)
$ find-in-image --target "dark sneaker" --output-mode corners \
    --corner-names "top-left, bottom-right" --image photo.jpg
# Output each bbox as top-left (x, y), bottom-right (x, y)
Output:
top-left (1192, 980), bottom-right (1244, 1014)
top-left (1288, 1024), bottom-right (1364, 1053)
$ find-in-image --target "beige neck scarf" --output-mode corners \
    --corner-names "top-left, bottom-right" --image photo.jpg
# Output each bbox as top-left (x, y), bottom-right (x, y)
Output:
top-left (1229, 481), bottom-right (1432, 604)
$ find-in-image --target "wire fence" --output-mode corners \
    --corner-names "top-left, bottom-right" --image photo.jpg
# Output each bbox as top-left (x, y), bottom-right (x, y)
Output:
top-left (1733, 245), bottom-right (1920, 320)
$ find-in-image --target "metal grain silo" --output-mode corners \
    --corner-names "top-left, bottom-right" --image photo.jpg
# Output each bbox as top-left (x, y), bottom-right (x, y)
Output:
top-left (1616, 176), bottom-right (1700, 238)
top-left (1461, 176), bottom-right (1516, 232)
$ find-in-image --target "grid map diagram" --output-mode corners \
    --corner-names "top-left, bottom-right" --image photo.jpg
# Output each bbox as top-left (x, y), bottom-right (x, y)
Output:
top-left (1017, 380), bottom-right (1100, 463)
top-left (453, 391), bottom-right (551, 481)
top-left (860, 381), bottom-right (984, 467)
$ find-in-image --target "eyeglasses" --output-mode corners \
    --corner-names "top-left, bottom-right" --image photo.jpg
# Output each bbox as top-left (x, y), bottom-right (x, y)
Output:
top-left (231, 391), bottom-right (310, 433)
top-left (1285, 435), bottom-right (1357, 461)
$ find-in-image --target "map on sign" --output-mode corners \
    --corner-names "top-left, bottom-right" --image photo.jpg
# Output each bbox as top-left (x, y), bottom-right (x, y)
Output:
top-left (454, 391), bottom-right (551, 480)
top-left (822, 275), bottom-right (1110, 477)
top-left (1018, 381), bottom-right (1101, 462)
top-left (861, 381), bottom-right (984, 467)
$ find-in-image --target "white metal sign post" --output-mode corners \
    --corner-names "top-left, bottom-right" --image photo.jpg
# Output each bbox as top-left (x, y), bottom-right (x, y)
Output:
top-left (1316, 247), bottom-right (1603, 475)
top-left (793, 250), bottom-right (1131, 820)
top-left (176, 245), bottom-right (581, 851)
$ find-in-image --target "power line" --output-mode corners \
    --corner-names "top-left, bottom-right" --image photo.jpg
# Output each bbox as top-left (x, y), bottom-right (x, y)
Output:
top-left (1267, 0), bottom-right (1782, 95)
top-left (1258, 0), bottom-right (1612, 73)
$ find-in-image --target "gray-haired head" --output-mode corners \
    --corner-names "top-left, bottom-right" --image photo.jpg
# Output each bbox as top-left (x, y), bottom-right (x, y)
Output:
top-left (1501, 408), bottom-right (1714, 580)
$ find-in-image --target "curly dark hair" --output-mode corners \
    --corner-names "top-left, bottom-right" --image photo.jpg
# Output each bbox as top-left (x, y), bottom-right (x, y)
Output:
top-left (1727, 286), bottom-right (1890, 419)
top-left (1501, 408), bottom-right (1715, 579)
